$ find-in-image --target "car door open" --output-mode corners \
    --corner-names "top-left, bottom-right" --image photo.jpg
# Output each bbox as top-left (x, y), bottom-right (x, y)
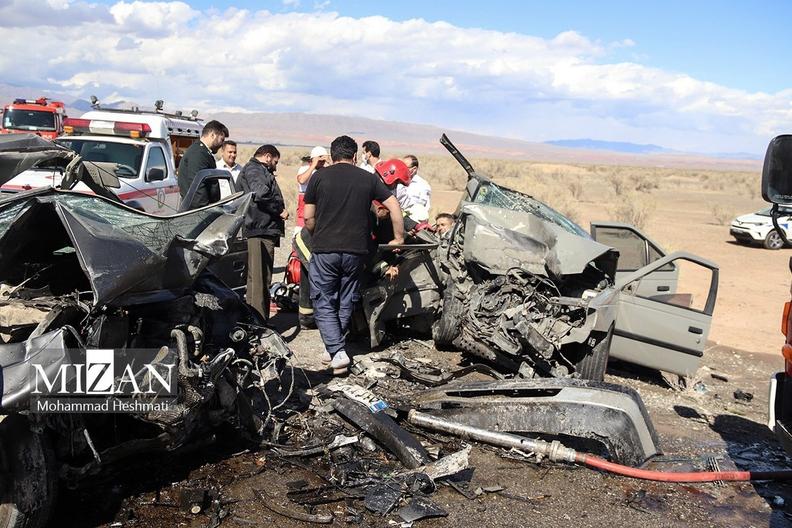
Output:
top-left (591, 221), bottom-right (679, 298)
top-left (608, 251), bottom-right (719, 377)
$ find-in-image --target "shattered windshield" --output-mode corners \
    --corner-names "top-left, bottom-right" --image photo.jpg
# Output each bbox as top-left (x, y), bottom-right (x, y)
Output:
top-left (473, 180), bottom-right (589, 238)
top-left (0, 200), bottom-right (32, 239)
top-left (52, 193), bottom-right (216, 254)
top-left (57, 138), bottom-right (143, 180)
top-left (2, 109), bottom-right (56, 131)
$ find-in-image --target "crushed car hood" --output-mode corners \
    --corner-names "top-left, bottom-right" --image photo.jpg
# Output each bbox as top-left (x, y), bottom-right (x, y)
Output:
top-left (0, 189), bottom-right (251, 306)
top-left (460, 202), bottom-right (615, 277)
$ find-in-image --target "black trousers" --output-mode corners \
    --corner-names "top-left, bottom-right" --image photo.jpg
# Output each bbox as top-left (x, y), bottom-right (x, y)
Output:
top-left (247, 236), bottom-right (277, 321)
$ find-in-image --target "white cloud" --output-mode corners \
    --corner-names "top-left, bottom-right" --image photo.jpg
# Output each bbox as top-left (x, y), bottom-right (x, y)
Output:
top-left (0, 1), bottom-right (788, 152)
top-left (282, 0), bottom-right (300, 8)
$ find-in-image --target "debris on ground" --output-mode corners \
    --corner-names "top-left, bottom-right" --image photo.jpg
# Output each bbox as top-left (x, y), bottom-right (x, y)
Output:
top-left (734, 389), bottom-right (755, 402)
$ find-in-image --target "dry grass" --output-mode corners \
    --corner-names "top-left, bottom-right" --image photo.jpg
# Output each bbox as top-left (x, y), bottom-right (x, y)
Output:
top-left (711, 204), bottom-right (736, 225)
top-left (233, 141), bottom-right (759, 237)
top-left (610, 193), bottom-right (656, 230)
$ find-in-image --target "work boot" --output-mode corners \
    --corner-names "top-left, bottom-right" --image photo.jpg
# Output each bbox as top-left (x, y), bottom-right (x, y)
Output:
top-left (299, 314), bottom-right (316, 330)
top-left (330, 350), bottom-right (350, 376)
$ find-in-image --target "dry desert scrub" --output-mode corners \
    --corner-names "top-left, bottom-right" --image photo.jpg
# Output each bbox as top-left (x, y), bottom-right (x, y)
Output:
top-left (611, 193), bottom-right (656, 230)
top-left (711, 204), bottom-right (735, 225)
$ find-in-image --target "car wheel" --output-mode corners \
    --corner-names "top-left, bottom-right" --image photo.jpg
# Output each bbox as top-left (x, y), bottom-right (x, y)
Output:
top-left (574, 326), bottom-right (613, 382)
top-left (432, 282), bottom-right (465, 346)
top-left (764, 230), bottom-right (785, 250)
top-left (0, 417), bottom-right (57, 528)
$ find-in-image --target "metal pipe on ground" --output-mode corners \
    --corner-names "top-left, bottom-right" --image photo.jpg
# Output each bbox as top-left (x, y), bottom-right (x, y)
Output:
top-left (407, 410), bottom-right (792, 483)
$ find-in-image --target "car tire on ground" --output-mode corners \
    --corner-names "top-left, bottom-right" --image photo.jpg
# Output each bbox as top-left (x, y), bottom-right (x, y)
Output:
top-left (0, 417), bottom-right (57, 528)
top-left (764, 229), bottom-right (785, 250)
top-left (574, 326), bottom-right (613, 382)
top-left (432, 283), bottom-right (465, 346)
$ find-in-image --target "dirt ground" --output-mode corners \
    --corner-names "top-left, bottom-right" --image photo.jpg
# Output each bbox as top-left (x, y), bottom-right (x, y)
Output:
top-left (54, 312), bottom-right (792, 528)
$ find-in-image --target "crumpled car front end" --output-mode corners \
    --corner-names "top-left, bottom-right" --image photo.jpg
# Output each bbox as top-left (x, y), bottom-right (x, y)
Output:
top-left (436, 178), bottom-right (620, 380)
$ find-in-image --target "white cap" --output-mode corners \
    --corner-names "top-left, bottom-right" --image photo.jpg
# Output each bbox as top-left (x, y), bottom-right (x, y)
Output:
top-left (310, 146), bottom-right (328, 158)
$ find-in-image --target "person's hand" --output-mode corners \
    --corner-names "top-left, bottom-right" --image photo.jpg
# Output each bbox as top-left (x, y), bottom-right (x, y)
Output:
top-left (375, 207), bottom-right (389, 220)
top-left (280, 210), bottom-right (289, 219)
top-left (387, 237), bottom-right (405, 246)
top-left (385, 266), bottom-right (399, 282)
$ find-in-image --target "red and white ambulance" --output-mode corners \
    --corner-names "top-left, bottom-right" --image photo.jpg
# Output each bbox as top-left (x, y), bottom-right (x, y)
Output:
top-left (0, 108), bottom-right (203, 214)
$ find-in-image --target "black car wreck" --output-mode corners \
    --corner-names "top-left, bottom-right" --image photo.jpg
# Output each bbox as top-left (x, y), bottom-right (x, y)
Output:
top-left (0, 135), bottom-right (293, 528)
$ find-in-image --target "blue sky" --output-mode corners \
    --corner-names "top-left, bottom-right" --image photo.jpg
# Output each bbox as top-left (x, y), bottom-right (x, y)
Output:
top-left (88, 0), bottom-right (789, 93)
top-left (2, 0), bottom-right (791, 153)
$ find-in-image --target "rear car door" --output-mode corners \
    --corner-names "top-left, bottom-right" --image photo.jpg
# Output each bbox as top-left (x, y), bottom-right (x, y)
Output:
top-left (591, 222), bottom-right (678, 298)
top-left (608, 252), bottom-right (719, 377)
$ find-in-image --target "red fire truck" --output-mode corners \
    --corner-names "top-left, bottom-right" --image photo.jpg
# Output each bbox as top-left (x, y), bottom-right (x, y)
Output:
top-left (0, 97), bottom-right (66, 139)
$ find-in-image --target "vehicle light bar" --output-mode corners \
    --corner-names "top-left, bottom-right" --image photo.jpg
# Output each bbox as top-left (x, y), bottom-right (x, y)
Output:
top-left (63, 118), bottom-right (152, 138)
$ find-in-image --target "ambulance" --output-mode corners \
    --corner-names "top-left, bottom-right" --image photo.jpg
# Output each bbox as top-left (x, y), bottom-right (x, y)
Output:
top-left (0, 108), bottom-right (204, 214)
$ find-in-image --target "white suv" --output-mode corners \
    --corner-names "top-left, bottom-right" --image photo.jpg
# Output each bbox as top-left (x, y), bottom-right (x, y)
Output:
top-left (730, 206), bottom-right (792, 249)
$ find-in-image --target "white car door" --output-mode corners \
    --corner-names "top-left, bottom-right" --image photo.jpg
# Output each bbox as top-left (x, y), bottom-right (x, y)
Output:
top-left (608, 252), bottom-right (719, 377)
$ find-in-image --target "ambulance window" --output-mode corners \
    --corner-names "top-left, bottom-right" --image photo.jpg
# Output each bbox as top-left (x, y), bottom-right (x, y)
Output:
top-left (147, 146), bottom-right (168, 177)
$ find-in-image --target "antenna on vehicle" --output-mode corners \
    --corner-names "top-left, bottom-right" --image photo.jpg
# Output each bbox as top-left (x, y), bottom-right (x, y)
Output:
top-left (154, 100), bottom-right (164, 112)
top-left (90, 95), bottom-right (99, 109)
top-left (190, 109), bottom-right (199, 119)
top-left (174, 110), bottom-right (183, 117)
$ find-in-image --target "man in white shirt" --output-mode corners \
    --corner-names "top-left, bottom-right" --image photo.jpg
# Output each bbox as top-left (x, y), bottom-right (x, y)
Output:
top-left (358, 140), bottom-right (380, 173)
top-left (397, 154), bottom-right (431, 222)
top-left (216, 140), bottom-right (242, 183)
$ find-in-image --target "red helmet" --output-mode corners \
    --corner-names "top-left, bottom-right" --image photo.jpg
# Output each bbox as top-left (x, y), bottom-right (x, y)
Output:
top-left (375, 159), bottom-right (411, 187)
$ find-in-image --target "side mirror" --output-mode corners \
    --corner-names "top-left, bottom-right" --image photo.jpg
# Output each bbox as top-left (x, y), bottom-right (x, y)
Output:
top-left (762, 135), bottom-right (792, 204)
top-left (147, 167), bottom-right (165, 182)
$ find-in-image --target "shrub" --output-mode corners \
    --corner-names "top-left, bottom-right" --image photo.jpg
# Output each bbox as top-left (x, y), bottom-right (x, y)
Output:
top-left (610, 193), bottom-right (655, 229)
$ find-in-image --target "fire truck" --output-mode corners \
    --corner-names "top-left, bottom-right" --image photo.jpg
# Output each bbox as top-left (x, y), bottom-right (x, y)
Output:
top-left (0, 97), bottom-right (66, 139)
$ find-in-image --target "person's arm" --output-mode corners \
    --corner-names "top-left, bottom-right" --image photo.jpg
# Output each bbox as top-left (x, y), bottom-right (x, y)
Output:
top-left (382, 195), bottom-right (405, 244)
top-left (304, 203), bottom-right (316, 232)
top-left (296, 161), bottom-right (317, 185)
top-left (303, 175), bottom-right (318, 232)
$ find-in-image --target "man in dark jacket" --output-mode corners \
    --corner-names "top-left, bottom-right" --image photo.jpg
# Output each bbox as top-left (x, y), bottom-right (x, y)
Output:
top-left (238, 144), bottom-right (287, 321)
top-left (177, 120), bottom-right (228, 209)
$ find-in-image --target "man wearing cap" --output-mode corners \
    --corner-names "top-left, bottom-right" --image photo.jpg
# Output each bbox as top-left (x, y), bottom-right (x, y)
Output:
top-left (397, 154), bottom-right (432, 223)
top-left (296, 146), bottom-right (329, 228)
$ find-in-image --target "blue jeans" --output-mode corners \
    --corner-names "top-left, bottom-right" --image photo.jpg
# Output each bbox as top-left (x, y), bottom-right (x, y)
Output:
top-left (308, 252), bottom-right (365, 356)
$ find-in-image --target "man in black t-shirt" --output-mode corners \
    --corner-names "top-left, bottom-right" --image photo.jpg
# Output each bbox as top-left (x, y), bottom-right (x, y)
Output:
top-left (303, 135), bottom-right (404, 374)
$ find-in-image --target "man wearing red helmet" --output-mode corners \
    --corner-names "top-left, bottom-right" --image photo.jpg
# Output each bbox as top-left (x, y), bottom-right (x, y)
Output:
top-left (303, 136), bottom-right (404, 375)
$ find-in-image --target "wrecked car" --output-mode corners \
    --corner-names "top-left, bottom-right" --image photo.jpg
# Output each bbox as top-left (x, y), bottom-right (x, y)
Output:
top-left (0, 135), bottom-right (292, 528)
top-left (363, 135), bottom-right (719, 381)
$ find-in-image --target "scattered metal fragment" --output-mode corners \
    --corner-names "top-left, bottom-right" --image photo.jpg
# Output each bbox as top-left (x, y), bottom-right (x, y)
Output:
top-left (273, 434), bottom-right (359, 457)
top-left (733, 389), bottom-right (754, 402)
top-left (254, 488), bottom-right (333, 524)
top-left (414, 379), bottom-right (661, 466)
top-left (364, 484), bottom-right (402, 515)
top-left (710, 372), bottom-right (729, 382)
top-left (327, 381), bottom-right (391, 413)
top-left (333, 398), bottom-right (430, 469)
top-left (287, 485), bottom-right (365, 506)
top-left (397, 496), bottom-right (448, 523)
top-left (706, 456), bottom-right (726, 487)
top-left (417, 445), bottom-right (472, 481)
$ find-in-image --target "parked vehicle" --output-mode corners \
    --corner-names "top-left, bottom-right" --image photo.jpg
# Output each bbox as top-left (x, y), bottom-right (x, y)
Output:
top-left (0, 98), bottom-right (66, 140)
top-left (0, 106), bottom-right (203, 215)
top-left (730, 206), bottom-right (792, 249)
top-left (361, 135), bottom-right (720, 381)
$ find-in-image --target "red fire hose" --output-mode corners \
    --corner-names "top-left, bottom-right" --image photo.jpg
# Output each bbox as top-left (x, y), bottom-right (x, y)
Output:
top-left (577, 453), bottom-right (792, 482)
